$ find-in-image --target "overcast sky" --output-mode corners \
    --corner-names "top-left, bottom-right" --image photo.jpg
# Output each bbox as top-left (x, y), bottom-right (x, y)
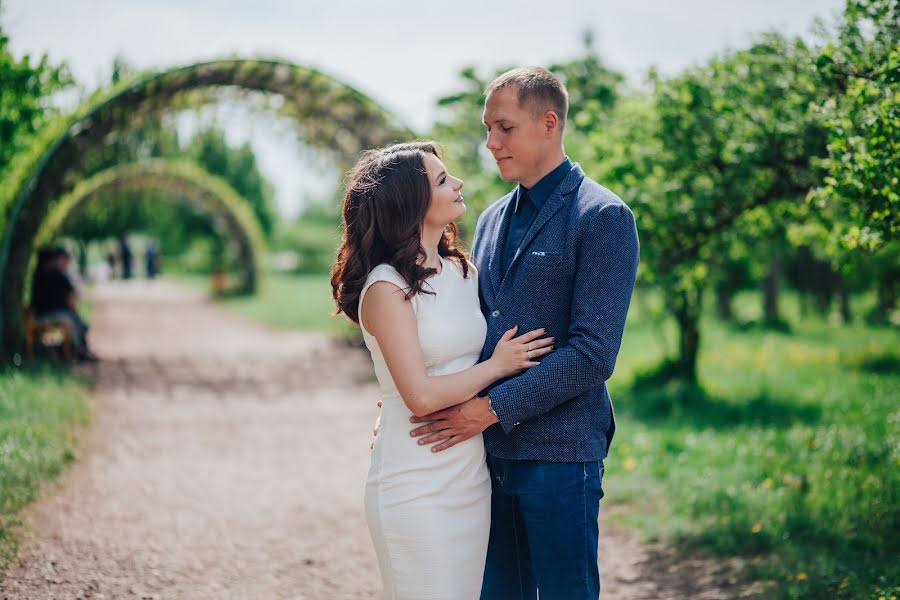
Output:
top-left (4, 0), bottom-right (844, 218)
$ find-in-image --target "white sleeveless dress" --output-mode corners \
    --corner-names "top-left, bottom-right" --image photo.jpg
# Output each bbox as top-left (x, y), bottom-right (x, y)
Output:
top-left (359, 257), bottom-right (491, 599)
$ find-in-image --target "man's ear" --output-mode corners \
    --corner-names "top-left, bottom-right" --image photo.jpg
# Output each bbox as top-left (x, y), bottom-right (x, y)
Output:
top-left (543, 110), bottom-right (560, 137)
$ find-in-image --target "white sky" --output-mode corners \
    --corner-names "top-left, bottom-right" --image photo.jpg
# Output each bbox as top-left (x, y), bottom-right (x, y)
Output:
top-left (3, 0), bottom-right (844, 218)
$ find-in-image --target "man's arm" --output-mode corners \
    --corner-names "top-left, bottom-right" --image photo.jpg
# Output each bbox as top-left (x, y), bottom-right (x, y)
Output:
top-left (488, 201), bottom-right (638, 432)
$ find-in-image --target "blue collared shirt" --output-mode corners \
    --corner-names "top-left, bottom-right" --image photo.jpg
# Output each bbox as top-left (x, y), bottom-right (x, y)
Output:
top-left (501, 157), bottom-right (573, 274)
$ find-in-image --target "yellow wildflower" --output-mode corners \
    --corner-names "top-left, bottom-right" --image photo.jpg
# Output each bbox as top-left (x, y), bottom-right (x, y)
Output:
top-left (751, 522), bottom-right (762, 534)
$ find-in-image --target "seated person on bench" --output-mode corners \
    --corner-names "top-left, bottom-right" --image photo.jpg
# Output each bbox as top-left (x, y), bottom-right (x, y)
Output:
top-left (30, 246), bottom-right (98, 362)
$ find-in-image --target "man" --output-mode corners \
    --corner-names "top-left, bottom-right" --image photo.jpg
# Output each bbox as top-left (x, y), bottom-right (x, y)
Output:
top-left (409, 67), bottom-right (639, 598)
top-left (30, 246), bottom-right (97, 362)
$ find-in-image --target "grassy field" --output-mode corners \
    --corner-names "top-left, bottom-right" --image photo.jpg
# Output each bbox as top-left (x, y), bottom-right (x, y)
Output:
top-left (171, 272), bottom-right (355, 337)
top-left (185, 271), bottom-right (898, 599)
top-left (607, 291), bottom-right (899, 599)
top-left (0, 365), bottom-right (90, 568)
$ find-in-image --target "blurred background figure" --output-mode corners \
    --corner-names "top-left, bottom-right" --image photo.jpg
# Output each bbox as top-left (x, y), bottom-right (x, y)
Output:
top-left (29, 245), bottom-right (98, 362)
top-left (105, 245), bottom-right (118, 279)
top-left (145, 239), bottom-right (160, 279)
top-left (117, 233), bottom-right (133, 279)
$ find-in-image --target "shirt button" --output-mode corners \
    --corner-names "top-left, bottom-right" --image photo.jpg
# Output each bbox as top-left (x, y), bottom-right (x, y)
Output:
top-left (491, 310), bottom-right (501, 318)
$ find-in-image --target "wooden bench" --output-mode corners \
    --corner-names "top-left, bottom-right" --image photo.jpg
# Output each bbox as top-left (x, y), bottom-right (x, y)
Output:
top-left (22, 305), bottom-right (73, 362)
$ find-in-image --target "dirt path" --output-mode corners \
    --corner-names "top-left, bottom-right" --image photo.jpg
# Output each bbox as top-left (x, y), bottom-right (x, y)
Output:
top-left (1, 280), bottom-right (766, 599)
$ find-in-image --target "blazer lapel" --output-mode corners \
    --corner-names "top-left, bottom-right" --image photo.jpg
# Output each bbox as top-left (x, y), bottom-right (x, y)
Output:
top-left (488, 195), bottom-right (514, 297)
top-left (503, 165), bottom-right (585, 281)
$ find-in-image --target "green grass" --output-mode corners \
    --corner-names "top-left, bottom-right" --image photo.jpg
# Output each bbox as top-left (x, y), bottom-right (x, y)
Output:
top-left (171, 271), bottom-right (356, 337)
top-left (606, 291), bottom-right (899, 599)
top-left (0, 365), bottom-right (90, 568)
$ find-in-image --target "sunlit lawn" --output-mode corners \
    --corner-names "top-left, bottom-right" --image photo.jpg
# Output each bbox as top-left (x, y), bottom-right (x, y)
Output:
top-left (170, 271), bottom-right (356, 337)
top-left (607, 290), bottom-right (899, 599)
top-left (177, 272), bottom-right (898, 599)
top-left (0, 366), bottom-right (90, 568)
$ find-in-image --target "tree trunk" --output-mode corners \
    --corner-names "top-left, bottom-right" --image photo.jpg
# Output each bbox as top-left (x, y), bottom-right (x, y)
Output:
top-left (76, 239), bottom-right (88, 279)
top-left (837, 275), bottom-right (852, 324)
top-left (763, 255), bottom-right (782, 325)
top-left (676, 308), bottom-right (700, 381)
top-left (715, 285), bottom-right (733, 321)
top-left (667, 285), bottom-right (703, 382)
top-left (874, 276), bottom-right (898, 324)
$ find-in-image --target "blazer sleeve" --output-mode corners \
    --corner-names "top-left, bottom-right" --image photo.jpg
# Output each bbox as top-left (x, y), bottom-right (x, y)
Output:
top-left (487, 201), bottom-right (640, 433)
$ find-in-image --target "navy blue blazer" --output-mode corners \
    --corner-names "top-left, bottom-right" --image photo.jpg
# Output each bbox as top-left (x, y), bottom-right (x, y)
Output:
top-left (470, 164), bottom-right (639, 462)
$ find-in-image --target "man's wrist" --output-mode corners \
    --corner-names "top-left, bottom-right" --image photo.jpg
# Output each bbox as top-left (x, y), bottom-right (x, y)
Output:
top-left (483, 394), bottom-right (500, 424)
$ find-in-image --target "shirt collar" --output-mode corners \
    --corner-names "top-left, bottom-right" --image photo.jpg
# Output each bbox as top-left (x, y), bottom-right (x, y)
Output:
top-left (513, 157), bottom-right (573, 213)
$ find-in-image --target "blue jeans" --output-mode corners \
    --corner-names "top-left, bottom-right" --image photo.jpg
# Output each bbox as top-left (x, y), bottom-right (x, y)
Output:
top-left (481, 456), bottom-right (605, 600)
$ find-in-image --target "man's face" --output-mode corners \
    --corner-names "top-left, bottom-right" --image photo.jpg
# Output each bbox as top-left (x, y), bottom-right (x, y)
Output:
top-left (482, 86), bottom-right (550, 187)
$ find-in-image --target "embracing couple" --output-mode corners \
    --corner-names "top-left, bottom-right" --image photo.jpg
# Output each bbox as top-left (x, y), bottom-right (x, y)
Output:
top-left (331, 67), bottom-right (639, 599)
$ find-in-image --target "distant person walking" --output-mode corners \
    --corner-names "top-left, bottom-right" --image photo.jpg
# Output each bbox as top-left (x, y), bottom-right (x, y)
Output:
top-left (145, 240), bottom-right (160, 279)
top-left (118, 234), bottom-right (133, 279)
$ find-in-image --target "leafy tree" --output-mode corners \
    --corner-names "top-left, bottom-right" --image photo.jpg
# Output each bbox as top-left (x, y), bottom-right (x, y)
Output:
top-left (549, 32), bottom-right (624, 136)
top-left (0, 14), bottom-right (70, 178)
top-left (185, 128), bottom-right (276, 238)
top-left (810, 0), bottom-right (898, 253)
top-left (596, 34), bottom-right (828, 379)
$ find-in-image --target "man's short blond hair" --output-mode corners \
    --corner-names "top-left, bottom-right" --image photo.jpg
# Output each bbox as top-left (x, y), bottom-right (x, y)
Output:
top-left (486, 67), bottom-right (568, 131)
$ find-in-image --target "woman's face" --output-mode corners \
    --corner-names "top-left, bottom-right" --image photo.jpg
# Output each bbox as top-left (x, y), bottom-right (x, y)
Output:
top-left (422, 152), bottom-right (465, 230)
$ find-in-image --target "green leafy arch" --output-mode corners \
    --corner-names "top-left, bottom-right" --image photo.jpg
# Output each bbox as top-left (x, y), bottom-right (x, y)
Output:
top-left (0, 58), bottom-right (414, 356)
top-left (38, 159), bottom-right (267, 294)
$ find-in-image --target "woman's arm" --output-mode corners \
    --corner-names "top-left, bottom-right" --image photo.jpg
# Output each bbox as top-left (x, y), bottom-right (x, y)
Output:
top-left (362, 281), bottom-right (551, 418)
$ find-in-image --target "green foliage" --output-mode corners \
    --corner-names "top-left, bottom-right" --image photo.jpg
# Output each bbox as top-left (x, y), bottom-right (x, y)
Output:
top-left (0, 365), bottom-right (89, 567)
top-left (550, 32), bottom-right (624, 135)
top-left (272, 210), bottom-right (342, 275)
top-left (809, 0), bottom-right (899, 253)
top-left (643, 33), bottom-right (824, 270)
top-left (185, 127), bottom-right (277, 238)
top-left (1, 57), bottom-right (413, 356)
top-left (60, 121), bottom-right (277, 276)
top-left (0, 23), bottom-right (70, 180)
top-left (592, 34), bottom-right (829, 377)
top-left (40, 160), bottom-right (267, 294)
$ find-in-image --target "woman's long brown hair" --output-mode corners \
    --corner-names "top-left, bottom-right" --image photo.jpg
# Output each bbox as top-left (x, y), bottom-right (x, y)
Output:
top-left (330, 141), bottom-right (469, 324)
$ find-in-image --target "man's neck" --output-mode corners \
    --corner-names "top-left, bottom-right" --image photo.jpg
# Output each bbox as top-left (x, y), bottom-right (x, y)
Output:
top-left (520, 149), bottom-right (566, 189)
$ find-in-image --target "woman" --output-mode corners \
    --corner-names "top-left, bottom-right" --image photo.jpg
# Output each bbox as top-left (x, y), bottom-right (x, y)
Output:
top-left (331, 142), bottom-right (553, 599)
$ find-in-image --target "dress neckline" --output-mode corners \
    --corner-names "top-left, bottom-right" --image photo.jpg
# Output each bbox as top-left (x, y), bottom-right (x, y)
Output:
top-left (426, 255), bottom-right (448, 280)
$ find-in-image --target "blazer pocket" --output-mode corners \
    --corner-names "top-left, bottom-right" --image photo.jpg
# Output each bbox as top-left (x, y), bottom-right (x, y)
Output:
top-left (522, 251), bottom-right (563, 269)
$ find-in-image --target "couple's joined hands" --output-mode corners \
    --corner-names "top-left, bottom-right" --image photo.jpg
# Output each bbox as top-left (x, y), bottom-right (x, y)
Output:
top-left (487, 325), bottom-right (554, 378)
top-left (370, 326), bottom-right (553, 452)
